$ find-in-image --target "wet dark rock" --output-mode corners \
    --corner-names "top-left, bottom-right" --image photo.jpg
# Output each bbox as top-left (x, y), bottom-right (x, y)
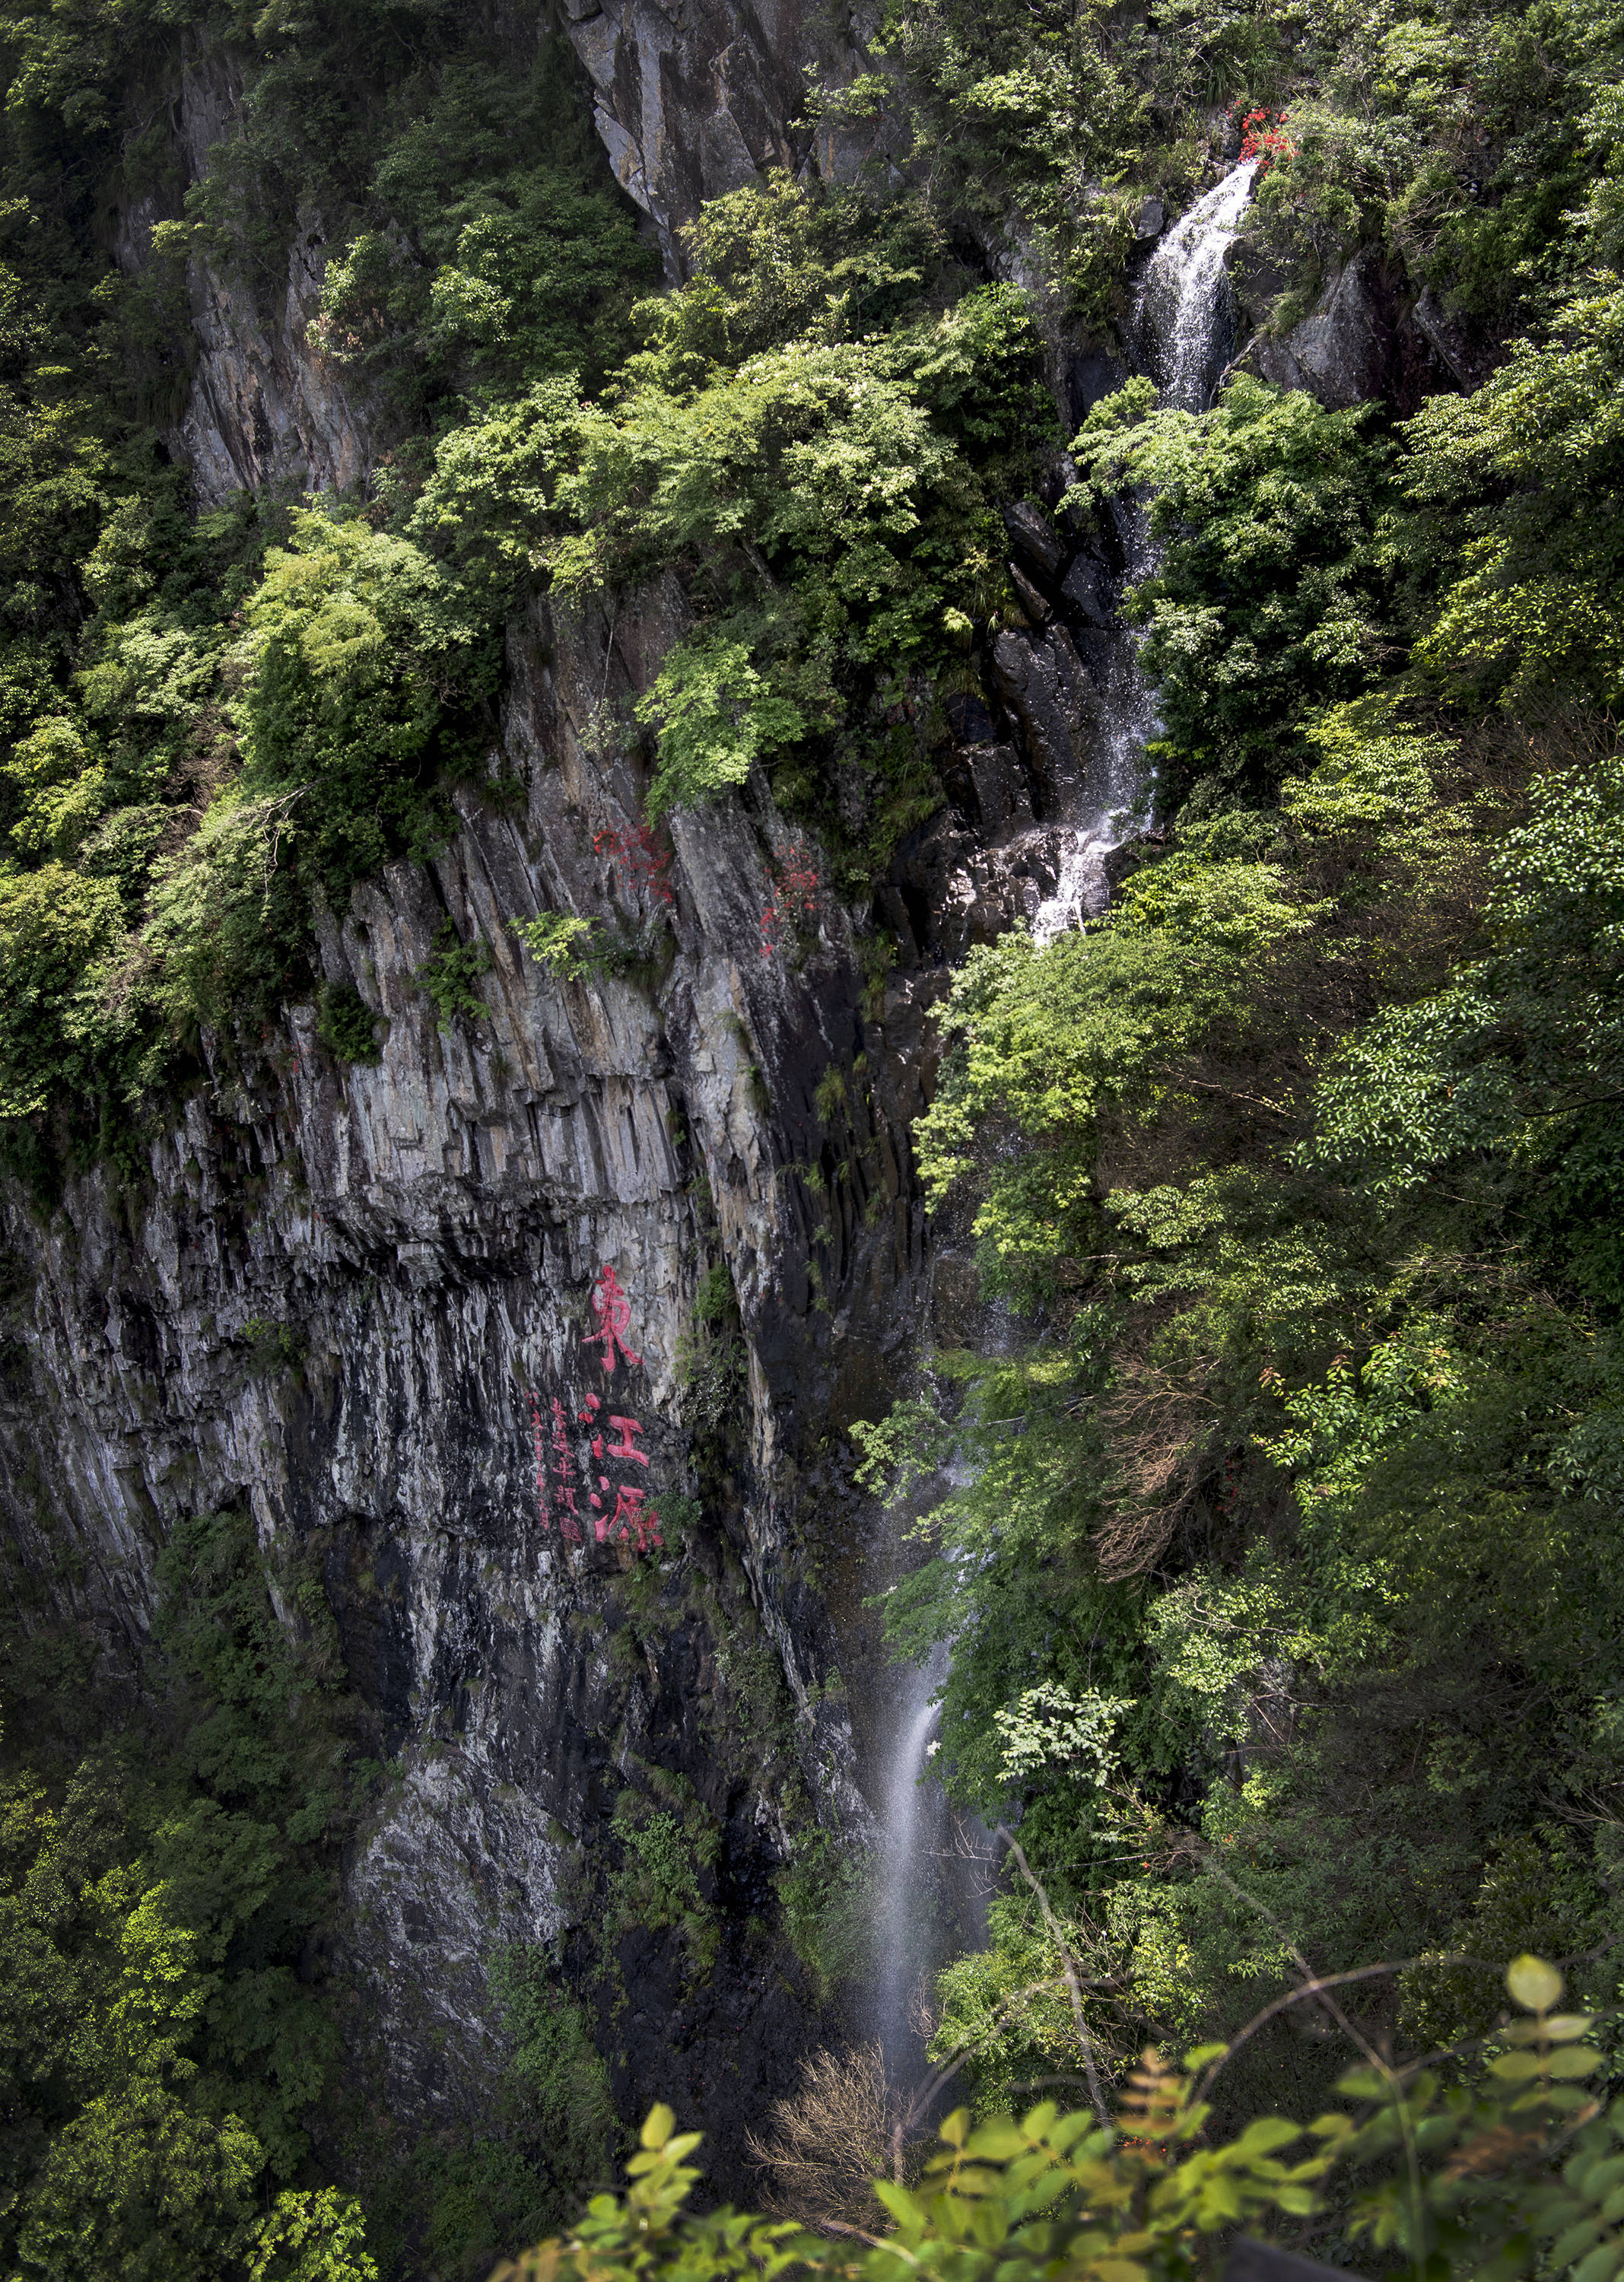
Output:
top-left (1060, 554), bottom-right (1113, 628)
top-left (1008, 561), bottom-right (1052, 623)
top-left (944, 688), bottom-right (998, 745)
top-left (1235, 250), bottom-right (1452, 414)
top-left (1002, 500), bottom-right (1065, 577)
top-left (992, 625), bottom-right (1103, 812)
top-left (1064, 345), bottom-right (1129, 427)
top-left (965, 743), bottom-right (1034, 837)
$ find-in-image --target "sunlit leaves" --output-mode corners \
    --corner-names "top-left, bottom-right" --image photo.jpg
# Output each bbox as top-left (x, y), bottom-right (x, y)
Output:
top-left (1406, 282), bottom-right (1624, 709)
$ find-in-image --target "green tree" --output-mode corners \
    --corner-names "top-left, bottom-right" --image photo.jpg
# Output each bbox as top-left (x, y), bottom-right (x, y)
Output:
top-left (1072, 377), bottom-right (1396, 811)
top-left (1406, 280), bottom-right (1624, 710)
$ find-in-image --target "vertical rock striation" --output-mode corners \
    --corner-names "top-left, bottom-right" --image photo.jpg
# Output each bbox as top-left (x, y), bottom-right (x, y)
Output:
top-left (0, 0), bottom-right (1260, 2185)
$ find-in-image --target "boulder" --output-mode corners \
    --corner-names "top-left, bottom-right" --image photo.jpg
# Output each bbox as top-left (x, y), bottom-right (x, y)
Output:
top-left (1001, 499), bottom-right (1064, 577)
top-left (1234, 249), bottom-right (1455, 413)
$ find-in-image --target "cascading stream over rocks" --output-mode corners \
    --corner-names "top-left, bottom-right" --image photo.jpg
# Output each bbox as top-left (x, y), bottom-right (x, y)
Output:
top-left (1029, 163), bottom-right (1256, 941)
top-left (3, 0), bottom-right (1616, 2257)
top-left (865, 172), bottom-right (1258, 2043)
top-left (1142, 164), bottom-right (1260, 412)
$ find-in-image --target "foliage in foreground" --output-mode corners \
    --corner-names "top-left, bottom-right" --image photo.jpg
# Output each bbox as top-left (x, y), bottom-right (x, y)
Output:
top-left (0, 1513), bottom-right (370, 2280)
top-left (496, 1959), bottom-right (1624, 2282)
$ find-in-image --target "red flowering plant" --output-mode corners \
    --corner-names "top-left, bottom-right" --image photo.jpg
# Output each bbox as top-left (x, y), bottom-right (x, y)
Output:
top-left (1235, 104), bottom-right (1296, 179)
top-left (594, 822), bottom-right (675, 907)
top-left (759, 842), bottom-right (821, 959)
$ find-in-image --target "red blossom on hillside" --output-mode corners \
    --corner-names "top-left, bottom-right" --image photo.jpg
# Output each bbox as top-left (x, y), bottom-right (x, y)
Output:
top-left (1235, 105), bottom-right (1295, 178)
top-left (759, 843), bottom-right (821, 958)
top-left (594, 822), bottom-right (675, 905)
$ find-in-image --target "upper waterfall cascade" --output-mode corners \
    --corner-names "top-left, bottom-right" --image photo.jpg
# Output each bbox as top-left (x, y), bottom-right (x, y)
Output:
top-left (1029, 161), bottom-right (1257, 942)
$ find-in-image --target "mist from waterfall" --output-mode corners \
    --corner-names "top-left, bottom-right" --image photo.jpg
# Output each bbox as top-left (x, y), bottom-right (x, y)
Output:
top-left (873, 1641), bottom-right (953, 2064)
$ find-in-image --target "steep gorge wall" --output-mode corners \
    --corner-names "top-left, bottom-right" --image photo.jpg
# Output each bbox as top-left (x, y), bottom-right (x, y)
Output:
top-left (126, 0), bottom-right (879, 506)
top-left (0, 0), bottom-right (1182, 2181)
top-left (0, 569), bottom-right (930, 2156)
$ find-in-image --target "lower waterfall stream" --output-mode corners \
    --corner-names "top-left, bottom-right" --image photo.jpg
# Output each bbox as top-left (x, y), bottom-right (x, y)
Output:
top-left (869, 159), bottom-right (1258, 2093)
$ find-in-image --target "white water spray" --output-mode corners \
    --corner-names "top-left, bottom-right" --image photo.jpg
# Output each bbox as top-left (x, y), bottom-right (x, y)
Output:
top-left (1030, 162), bottom-right (1256, 942)
top-left (1140, 163), bottom-right (1259, 413)
top-left (874, 1641), bottom-right (952, 2062)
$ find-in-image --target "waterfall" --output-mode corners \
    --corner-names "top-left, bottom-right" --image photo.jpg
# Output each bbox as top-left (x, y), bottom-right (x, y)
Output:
top-left (1031, 161), bottom-right (1256, 942)
top-left (873, 1641), bottom-right (952, 2064)
top-left (1139, 163), bottom-right (1258, 414)
top-left (866, 169), bottom-right (1257, 2082)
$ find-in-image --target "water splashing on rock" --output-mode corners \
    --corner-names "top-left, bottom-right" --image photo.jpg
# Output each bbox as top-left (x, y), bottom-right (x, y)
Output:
top-left (1139, 163), bottom-right (1259, 413)
top-left (1028, 161), bottom-right (1256, 942)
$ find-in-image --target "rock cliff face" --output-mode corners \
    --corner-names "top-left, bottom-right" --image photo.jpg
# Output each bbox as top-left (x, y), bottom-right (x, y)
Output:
top-left (0, 392), bottom-right (1143, 2181)
top-left (558, 0), bottom-right (870, 275)
top-left (0, 568), bottom-right (905, 2153)
top-left (0, 0), bottom-right (1281, 2191)
top-left (127, 0), bottom-right (882, 503)
top-left (113, 40), bottom-right (370, 506)
top-left (1228, 243), bottom-right (1497, 416)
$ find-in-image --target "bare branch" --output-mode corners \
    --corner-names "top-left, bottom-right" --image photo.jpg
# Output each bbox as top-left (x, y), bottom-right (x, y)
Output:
top-left (995, 1824), bottom-right (1111, 2128)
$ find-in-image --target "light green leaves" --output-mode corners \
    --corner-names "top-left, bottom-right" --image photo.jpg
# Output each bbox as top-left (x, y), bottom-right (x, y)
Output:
top-left (247, 510), bottom-right (488, 685)
top-left (994, 1682), bottom-right (1135, 1786)
top-left (634, 634), bottom-right (811, 816)
top-left (0, 860), bottom-right (125, 1116)
top-left (246, 2189), bottom-right (378, 2282)
top-left (640, 2103), bottom-right (678, 2150)
top-left (406, 379), bottom-right (586, 595)
top-left (1507, 1953), bottom-right (1566, 2013)
top-left (1406, 284), bottom-right (1624, 710)
top-left (512, 911), bottom-right (605, 983)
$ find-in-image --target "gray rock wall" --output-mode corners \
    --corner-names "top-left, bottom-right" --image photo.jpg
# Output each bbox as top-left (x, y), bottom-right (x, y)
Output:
top-left (120, 0), bottom-right (880, 501)
top-left (559, 0), bottom-right (886, 276)
top-left (0, 572), bottom-right (937, 2160)
top-left (2, 0), bottom-right (1157, 2184)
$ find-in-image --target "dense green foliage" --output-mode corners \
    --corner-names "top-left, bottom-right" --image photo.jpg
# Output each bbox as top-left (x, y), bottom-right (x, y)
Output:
top-left (0, 1511), bottom-right (373, 2280)
top-left (0, 5), bottom-right (651, 1151)
top-left (4, 0), bottom-right (1624, 2261)
top-left (492, 1967), bottom-right (1624, 2282)
top-left (863, 703), bottom-right (1624, 2097)
top-left (833, 0), bottom-right (1624, 2150)
top-left (851, 88), bottom-right (1624, 2145)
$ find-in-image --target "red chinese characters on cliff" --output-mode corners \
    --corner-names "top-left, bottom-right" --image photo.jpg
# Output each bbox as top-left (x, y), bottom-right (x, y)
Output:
top-left (586, 1263), bottom-right (642, 1373)
top-left (526, 1263), bottom-right (663, 1550)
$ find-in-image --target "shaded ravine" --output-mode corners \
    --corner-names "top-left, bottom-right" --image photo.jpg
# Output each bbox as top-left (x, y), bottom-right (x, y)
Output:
top-left (866, 162), bottom-right (1258, 2074)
